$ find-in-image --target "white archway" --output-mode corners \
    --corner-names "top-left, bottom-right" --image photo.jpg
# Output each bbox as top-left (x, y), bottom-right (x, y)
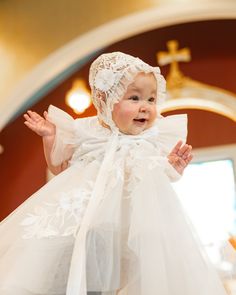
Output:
top-left (1, 1), bottom-right (236, 128)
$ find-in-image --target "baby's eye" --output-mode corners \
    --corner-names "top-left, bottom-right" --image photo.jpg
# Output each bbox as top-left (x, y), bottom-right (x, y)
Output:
top-left (148, 97), bottom-right (156, 103)
top-left (129, 96), bottom-right (139, 101)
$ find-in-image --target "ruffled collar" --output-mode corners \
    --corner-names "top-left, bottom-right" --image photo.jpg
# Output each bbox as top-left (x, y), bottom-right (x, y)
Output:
top-left (82, 114), bottom-right (187, 149)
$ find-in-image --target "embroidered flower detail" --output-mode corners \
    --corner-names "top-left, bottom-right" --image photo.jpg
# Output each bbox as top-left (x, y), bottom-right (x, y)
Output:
top-left (94, 69), bottom-right (117, 91)
top-left (21, 185), bottom-right (93, 239)
top-left (59, 191), bottom-right (88, 213)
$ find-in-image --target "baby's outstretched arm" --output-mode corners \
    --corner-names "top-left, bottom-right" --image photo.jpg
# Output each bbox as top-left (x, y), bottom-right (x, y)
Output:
top-left (168, 140), bottom-right (193, 175)
top-left (24, 110), bottom-right (68, 175)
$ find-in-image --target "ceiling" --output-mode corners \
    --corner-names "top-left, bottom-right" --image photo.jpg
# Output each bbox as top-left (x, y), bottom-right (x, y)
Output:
top-left (0, 0), bottom-right (236, 128)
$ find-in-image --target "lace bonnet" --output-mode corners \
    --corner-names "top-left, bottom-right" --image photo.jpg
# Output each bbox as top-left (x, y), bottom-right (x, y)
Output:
top-left (89, 51), bottom-right (166, 130)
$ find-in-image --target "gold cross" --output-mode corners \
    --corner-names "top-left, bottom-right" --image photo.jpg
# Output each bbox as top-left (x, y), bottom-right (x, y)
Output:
top-left (157, 40), bottom-right (191, 89)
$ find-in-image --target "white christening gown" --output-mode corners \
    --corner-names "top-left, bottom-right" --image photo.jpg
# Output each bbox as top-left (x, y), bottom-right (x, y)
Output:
top-left (0, 105), bottom-right (234, 295)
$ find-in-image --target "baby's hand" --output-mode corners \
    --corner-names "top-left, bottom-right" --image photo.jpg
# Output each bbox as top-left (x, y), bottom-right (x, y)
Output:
top-left (168, 140), bottom-right (193, 175)
top-left (24, 110), bottom-right (55, 137)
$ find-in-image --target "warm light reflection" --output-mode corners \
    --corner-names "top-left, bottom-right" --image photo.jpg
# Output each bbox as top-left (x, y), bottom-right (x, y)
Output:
top-left (0, 144), bottom-right (3, 154)
top-left (66, 79), bottom-right (92, 114)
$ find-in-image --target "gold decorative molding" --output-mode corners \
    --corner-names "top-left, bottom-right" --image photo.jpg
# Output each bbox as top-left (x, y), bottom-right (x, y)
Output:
top-left (157, 40), bottom-right (236, 121)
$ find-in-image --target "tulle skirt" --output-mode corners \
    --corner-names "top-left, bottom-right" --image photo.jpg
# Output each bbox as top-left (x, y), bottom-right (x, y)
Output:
top-left (0, 157), bottom-right (234, 295)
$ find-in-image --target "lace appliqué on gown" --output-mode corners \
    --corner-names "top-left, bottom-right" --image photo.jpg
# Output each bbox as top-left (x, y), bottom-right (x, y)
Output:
top-left (20, 182), bottom-right (93, 239)
top-left (124, 141), bottom-right (165, 197)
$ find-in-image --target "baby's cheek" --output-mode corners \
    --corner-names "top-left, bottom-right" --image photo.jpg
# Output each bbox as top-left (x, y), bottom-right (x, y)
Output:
top-left (123, 102), bottom-right (138, 115)
top-left (122, 110), bottom-right (136, 122)
top-left (150, 107), bottom-right (157, 119)
top-left (113, 101), bottom-right (137, 125)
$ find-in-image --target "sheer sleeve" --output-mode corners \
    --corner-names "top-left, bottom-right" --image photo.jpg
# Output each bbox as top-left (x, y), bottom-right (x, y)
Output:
top-left (156, 114), bottom-right (188, 182)
top-left (47, 105), bottom-right (76, 166)
top-left (161, 158), bottom-right (182, 182)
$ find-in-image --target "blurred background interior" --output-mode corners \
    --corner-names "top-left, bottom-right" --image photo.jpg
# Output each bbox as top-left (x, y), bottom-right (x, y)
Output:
top-left (0, 0), bottom-right (236, 292)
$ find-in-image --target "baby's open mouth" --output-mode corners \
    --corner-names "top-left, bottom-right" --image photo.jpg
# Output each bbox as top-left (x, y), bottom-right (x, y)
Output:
top-left (133, 118), bottom-right (147, 123)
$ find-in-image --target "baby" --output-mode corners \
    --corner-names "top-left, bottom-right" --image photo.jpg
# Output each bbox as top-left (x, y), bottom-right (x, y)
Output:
top-left (24, 65), bottom-right (192, 176)
top-left (1, 53), bottom-right (227, 295)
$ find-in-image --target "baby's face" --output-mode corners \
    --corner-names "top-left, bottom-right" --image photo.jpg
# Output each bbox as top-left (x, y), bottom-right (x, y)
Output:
top-left (112, 72), bottom-right (157, 135)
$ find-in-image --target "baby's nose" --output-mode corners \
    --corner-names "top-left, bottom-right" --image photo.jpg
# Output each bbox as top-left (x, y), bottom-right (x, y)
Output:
top-left (140, 103), bottom-right (148, 112)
